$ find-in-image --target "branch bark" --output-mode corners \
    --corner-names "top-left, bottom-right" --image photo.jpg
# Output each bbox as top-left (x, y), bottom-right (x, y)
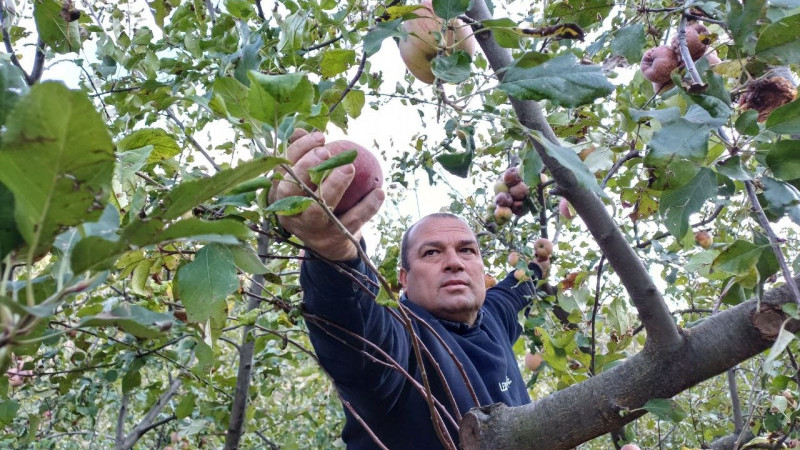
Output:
top-left (467, 0), bottom-right (681, 351)
top-left (460, 274), bottom-right (799, 449)
top-left (225, 228), bottom-right (270, 450)
top-left (116, 378), bottom-right (181, 450)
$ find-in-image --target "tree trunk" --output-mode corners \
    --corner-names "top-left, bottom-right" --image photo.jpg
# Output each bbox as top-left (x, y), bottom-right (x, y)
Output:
top-left (460, 276), bottom-right (798, 449)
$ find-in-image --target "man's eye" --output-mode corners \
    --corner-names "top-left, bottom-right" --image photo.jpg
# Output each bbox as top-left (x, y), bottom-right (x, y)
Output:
top-left (423, 249), bottom-right (439, 257)
top-left (461, 247), bottom-right (477, 254)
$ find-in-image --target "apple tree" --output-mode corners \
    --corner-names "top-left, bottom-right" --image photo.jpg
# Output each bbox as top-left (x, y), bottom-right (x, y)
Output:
top-left (0, 0), bottom-right (799, 448)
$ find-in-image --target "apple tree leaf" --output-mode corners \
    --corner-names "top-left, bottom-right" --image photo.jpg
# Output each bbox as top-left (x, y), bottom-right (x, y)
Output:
top-left (432, 51), bottom-right (472, 84)
top-left (175, 243), bottom-right (239, 323)
top-left (0, 82), bottom-right (114, 257)
top-left (0, 183), bottom-right (22, 260)
top-left (321, 49), bottom-right (356, 78)
top-left (81, 305), bottom-right (175, 339)
top-left (755, 13), bottom-right (800, 64)
top-left (431, 0), bottom-right (472, 20)
top-left (247, 72), bottom-right (313, 126)
top-left (117, 128), bottom-right (181, 164)
top-left (766, 140), bottom-right (800, 181)
top-left (659, 168), bottom-right (718, 240)
top-left (643, 398), bottom-right (687, 423)
top-left (0, 62), bottom-right (28, 132)
top-left (765, 97), bottom-right (800, 135)
top-left (499, 53), bottom-right (614, 108)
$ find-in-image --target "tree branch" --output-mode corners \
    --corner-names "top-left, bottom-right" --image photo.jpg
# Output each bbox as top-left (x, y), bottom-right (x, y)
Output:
top-left (225, 228), bottom-right (270, 450)
top-left (466, 0), bottom-right (682, 351)
top-left (461, 273), bottom-right (800, 449)
top-left (118, 378), bottom-right (181, 450)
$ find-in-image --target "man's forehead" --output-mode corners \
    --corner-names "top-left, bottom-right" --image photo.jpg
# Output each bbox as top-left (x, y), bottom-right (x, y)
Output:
top-left (409, 216), bottom-right (476, 245)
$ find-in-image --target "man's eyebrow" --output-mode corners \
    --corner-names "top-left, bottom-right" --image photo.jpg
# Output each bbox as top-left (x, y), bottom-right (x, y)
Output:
top-left (417, 239), bottom-right (478, 250)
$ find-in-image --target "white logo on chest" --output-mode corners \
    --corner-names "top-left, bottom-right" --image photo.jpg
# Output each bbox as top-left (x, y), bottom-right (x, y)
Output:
top-left (498, 376), bottom-right (512, 392)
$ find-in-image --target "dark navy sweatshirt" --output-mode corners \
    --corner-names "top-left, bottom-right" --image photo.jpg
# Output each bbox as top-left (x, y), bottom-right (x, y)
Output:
top-left (300, 256), bottom-right (539, 449)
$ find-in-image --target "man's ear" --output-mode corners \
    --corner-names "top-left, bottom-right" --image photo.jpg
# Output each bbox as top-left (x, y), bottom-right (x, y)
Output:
top-left (399, 268), bottom-right (407, 289)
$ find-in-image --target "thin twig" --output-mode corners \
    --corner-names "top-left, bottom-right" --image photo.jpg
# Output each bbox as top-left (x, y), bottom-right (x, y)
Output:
top-left (165, 108), bottom-right (223, 172)
top-left (590, 256), bottom-right (606, 376)
top-left (328, 51), bottom-right (367, 115)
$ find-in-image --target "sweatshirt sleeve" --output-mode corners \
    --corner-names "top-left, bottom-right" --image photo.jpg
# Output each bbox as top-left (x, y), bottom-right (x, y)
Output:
top-left (300, 255), bottom-right (411, 402)
top-left (482, 263), bottom-right (542, 343)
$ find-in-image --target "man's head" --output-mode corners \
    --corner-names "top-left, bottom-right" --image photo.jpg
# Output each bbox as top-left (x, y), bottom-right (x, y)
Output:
top-left (399, 213), bottom-right (486, 325)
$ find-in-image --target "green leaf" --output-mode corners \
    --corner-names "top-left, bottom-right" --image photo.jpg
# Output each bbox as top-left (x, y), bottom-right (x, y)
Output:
top-left (761, 177), bottom-right (800, 225)
top-left (643, 398), bottom-right (687, 423)
top-left (117, 128), bottom-right (181, 164)
top-left (225, 0), bottom-right (254, 18)
top-left (33, 0), bottom-right (80, 54)
top-left (610, 24), bottom-right (645, 63)
top-left (247, 72), bottom-right (313, 126)
top-left (436, 151), bottom-right (472, 178)
top-left (547, 0), bottom-right (613, 28)
top-left (265, 196), bottom-right (314, 215)
top-left (0, 183), bottom-right (22, 260)
top-left (213, 77), bottom-right (251, 119)
top-left (735, 109), bottom-right (760, 136)
top-left (308, 150), bottom-right (357, 185)
top-left (176, 393), bottom-right (197, 419)
top-left (342, 89), bottom-right (366, 119)
top-left (499, 53), bottom-right (614, 108)
top-left (766, 140), bottom-right (800, 181)
top-left (481, 18), bottom-right (522, 48)
top-left (0, 399), bottom-right (20, 425)
top-left (727, 0), bottom-right (764, 54)
top-left (659, 168), bottom-right (718, 239)
top-left (363, 19), bottom-right (404, 57)
top-left (765, 322), bottom-right (795, 366)
top-left (755, 13), bottom-right (800, 64)
top-left (712, 240), bottom-right (764, 275)
top-left (431, 51), bottom-right (472, 84)
top-left (81, 305), bottom-right (174, 339)
top-left (175, 243), bottom-right (239, 323)
top-left (121, 358), bottom-right (145, 394)
top-left (716, 156), bottom-right (752, 181)
top-left (431, 0), bottom-right (472, 19)
top-left (541, 138), bottom-right (607, 197)
top-left (157, 156), bottom-right (287, 221)
top-left (0, 82), bottom-right (114, 256)
top-left (0, 62), bottom-right (28, 131)
top-left (159, 218), bottom-right (253, 242)
top-left (765, 97), bottom-right (800, 134)
top-left (320, 49), bottom-right (356, 78)
top-left (646, 119), bottom-right (710, 165)
top-left (229, 244), bottom-right (269, 275)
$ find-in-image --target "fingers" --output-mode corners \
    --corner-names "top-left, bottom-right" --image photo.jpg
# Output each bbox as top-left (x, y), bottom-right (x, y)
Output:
top-left (287, 131), bottom-right (324, 164)
top-left (288, 128), bottom-right (309, 145)
top-left (338, 188), bottom-right (386, 234)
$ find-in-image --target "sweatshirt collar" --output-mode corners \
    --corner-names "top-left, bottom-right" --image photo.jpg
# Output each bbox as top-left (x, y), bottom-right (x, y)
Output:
top-left (400, 295), bottom-right (485, 334)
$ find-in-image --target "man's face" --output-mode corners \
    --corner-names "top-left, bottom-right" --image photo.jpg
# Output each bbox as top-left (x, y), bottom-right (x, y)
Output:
top-left (399, 216), bottom-right (486, 325)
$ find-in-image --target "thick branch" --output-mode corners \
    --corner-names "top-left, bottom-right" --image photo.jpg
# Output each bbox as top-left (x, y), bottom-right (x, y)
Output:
top-left (225, 229), bottom-right (270, 450)
top-left (466, 0), bottom-right (681, 351)
top-left (461, 274), bottom-right (800, 449)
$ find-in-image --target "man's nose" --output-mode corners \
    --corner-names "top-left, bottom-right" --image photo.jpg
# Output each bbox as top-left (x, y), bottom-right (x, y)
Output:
top-left (442, 248), bottom-right (465, 271)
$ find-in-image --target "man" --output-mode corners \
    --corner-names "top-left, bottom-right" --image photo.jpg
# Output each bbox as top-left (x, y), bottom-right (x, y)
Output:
top-left (270, 130), bottom-right (546, 449)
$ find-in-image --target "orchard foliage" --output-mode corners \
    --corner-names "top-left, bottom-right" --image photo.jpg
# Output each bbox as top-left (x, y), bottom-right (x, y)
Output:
top-left (0, 0), bottom-right (799, 448)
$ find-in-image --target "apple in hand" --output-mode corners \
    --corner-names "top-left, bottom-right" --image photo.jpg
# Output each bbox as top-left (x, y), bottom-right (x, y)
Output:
top-left (321, 140), bottom-right (383, 215)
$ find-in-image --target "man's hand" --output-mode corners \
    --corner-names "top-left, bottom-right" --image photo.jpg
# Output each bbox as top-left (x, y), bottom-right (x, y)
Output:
top-left (268, 129), bottom-right (385, 261)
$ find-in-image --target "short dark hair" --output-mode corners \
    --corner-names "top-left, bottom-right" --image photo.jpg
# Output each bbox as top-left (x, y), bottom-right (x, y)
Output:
top-left (400, 213), bottom-right (470, 271)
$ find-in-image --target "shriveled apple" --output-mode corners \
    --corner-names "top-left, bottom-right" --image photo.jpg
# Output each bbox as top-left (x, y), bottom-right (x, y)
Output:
top-left (640, 45), bottom-right (679, 83)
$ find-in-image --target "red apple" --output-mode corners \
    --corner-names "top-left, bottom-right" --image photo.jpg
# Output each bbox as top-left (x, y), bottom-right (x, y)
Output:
top-left (508, 181), bottom-right (529, 201)
top-left (558, 198), bottom-right (575, 220)
top-left (502, 167), bottom-right (522, 187)
top-left (694, 230), bottom-right (713, 249)
top-left (524, 352), bottom-right (543, 371)
top-left (322, 140), bottom-right (383, 215)
top-left (533, 238), bottom-right (553, 259)
top-left (640, 45), bottom-right (679, 83)
top-left (494, 205), bottom-right (512, 224)
top-left (513, 268), bottom-right (529, 282)
top-left (620, 444), bottom-right (641, 450)
top-left (507, 251), bottom-right (520, 267)
top-left (494, 192), bottom-right (513, 207)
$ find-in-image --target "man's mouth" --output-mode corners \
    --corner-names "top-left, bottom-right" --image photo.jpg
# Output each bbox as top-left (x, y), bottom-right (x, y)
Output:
top-left (442, 280), bottom-right (468, 287)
